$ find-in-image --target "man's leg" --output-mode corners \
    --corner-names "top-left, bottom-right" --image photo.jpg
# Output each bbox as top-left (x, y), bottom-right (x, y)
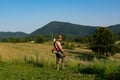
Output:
top-left (61, 57), bottom-right (66, 69)
top-left (56, 55), bottom-right (60, 70)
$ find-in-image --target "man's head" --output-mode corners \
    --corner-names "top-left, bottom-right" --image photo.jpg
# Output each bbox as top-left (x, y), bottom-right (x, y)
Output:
top-left (57, 35), bottom-right (62, 41)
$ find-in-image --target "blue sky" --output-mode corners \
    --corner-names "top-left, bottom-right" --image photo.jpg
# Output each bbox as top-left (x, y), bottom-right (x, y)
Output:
top-left (0, 0), bottom-right (120, 33)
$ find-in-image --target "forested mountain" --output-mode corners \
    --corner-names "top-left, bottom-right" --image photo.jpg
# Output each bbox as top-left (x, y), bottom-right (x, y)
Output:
top-left (0, 32), bottom-right (28, 40)
top-left (108, 24), bottom-right (120, 34)
top-left (31, 21), bottom-right (96, 36)
top-left (31, 21), bottom-right (120, 36)
top-left (0, 21), bottom-right (120, 40)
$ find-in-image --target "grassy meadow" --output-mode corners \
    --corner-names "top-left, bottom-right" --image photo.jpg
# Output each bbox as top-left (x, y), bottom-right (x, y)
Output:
top-left (0, 42), bottom-right (120, 80)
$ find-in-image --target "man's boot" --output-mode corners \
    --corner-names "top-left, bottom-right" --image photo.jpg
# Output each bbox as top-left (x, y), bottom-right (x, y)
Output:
top-left (61, 63), bottom-right (66, 70)
top-left (56, 64), bottom-right (59, 70)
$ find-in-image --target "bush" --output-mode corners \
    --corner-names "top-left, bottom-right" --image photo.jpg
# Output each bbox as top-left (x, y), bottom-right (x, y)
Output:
top-left (35, 35), bottom-right (45, 43)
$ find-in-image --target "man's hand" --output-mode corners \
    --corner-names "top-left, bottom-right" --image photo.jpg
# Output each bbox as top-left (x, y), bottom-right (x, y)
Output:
top-left (63, 50), bottom-right (67, 57)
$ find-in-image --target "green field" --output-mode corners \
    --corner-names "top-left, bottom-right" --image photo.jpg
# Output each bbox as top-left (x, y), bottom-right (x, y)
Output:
top-left (0, 43), bottom-right (120, 80)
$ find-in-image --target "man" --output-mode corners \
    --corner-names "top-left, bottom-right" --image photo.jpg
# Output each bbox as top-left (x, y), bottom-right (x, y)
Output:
top-left (54, 35), bottom-right (66, 70)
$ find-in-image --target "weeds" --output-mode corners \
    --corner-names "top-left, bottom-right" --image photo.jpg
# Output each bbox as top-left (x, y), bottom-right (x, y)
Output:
top-left (78, 59), bottom-right (120, 80)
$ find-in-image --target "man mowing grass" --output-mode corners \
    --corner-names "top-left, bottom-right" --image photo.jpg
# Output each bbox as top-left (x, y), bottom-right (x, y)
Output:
top-left (53, 35), bottom-right (67, 70)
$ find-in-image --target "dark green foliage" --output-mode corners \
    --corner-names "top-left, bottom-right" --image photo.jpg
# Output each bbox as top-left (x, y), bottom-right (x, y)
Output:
top-left (75, 37), bottom-right (85, 43)
top-left (2, 37), bottom-right (26, 43)
top-left (1, 38), bottom-right (8, 42)
top-left (79, 64), bottom-right (105, 74)
top-left (105, 67), bottom-right (120, 80)
top-left (35, 35), bottom-right (45, 43)
top-left (75, 36), bottom-right (92, 43)
top-left (91, 27), bottom-right (116, 57)
top-left (24, 36), bottom-right (35, 42)
top-left (78, 60), bottom-right (120, 80)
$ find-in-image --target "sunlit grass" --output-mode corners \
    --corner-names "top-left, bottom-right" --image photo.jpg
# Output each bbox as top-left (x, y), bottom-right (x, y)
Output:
top-left (0, 43), bottom-right (77, 70)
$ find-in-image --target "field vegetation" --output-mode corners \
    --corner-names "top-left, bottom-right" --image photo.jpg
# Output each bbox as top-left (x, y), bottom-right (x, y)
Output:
top-left (0, 42), bottom-right (120, 80)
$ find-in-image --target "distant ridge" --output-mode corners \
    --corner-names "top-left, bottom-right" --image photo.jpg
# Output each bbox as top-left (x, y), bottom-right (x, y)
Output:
top-left (0, 21), bottom-right (120, 40)
top-left (108, 24), bottom-right (120, 34)
top-left (0, 32), bottom-right (28, 40)
top-left (30, 21), bottom-right (97, 36)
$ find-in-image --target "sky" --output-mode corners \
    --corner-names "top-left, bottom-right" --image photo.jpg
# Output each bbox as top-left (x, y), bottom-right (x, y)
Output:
top-left (0, 0), bottom-right (120, 33)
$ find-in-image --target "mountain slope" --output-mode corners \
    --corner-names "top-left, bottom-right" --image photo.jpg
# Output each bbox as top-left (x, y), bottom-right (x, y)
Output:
top-left (0, 32), bottom-right (28, 40)
top-left (0, 21), bottom-right (119, 39)
top-left (108, 24), bottom-right (120, 34)
top-left (31, 21), bottom-right (96, 36)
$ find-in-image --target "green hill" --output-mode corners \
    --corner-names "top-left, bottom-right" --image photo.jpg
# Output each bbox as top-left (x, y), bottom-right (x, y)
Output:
top-left (30, 21), bottom-right (96, 36)
top-left (108, 24), bottom-right (120, 34)
top-left (31, 21), bottom-right (120, 36)
top-left (0, 21), bottom-right (120, 39)
top-left (0, 32), bottom-right (28, 40)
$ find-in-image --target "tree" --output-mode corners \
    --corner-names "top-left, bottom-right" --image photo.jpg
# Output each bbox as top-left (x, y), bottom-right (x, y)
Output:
top-left (2, 38), bottom-right (8, 42)
top-left (75, 36), bottom-right (92, 43)
top-left (90, 27), bottom-right (116, 57)
top-left (35, 35), bottom-right (45, 43)
top-left (75, 37), bottom-right (84, 43)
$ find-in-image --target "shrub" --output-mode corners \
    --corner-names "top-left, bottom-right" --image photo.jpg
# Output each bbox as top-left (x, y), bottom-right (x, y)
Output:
top-left (35, 35), bottom-right (45, 43)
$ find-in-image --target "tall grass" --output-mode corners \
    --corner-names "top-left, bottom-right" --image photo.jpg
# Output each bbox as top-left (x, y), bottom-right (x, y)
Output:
top-left (0, 42), bottom-right (94, 79)
top-left (0, 43), bottom-right (80, 68)
top-left (78, 59), bottom-right (120, 80)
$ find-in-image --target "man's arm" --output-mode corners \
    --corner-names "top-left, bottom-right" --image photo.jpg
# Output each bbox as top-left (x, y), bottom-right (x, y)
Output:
top-left (56, 41), bottom-right (64, 52)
